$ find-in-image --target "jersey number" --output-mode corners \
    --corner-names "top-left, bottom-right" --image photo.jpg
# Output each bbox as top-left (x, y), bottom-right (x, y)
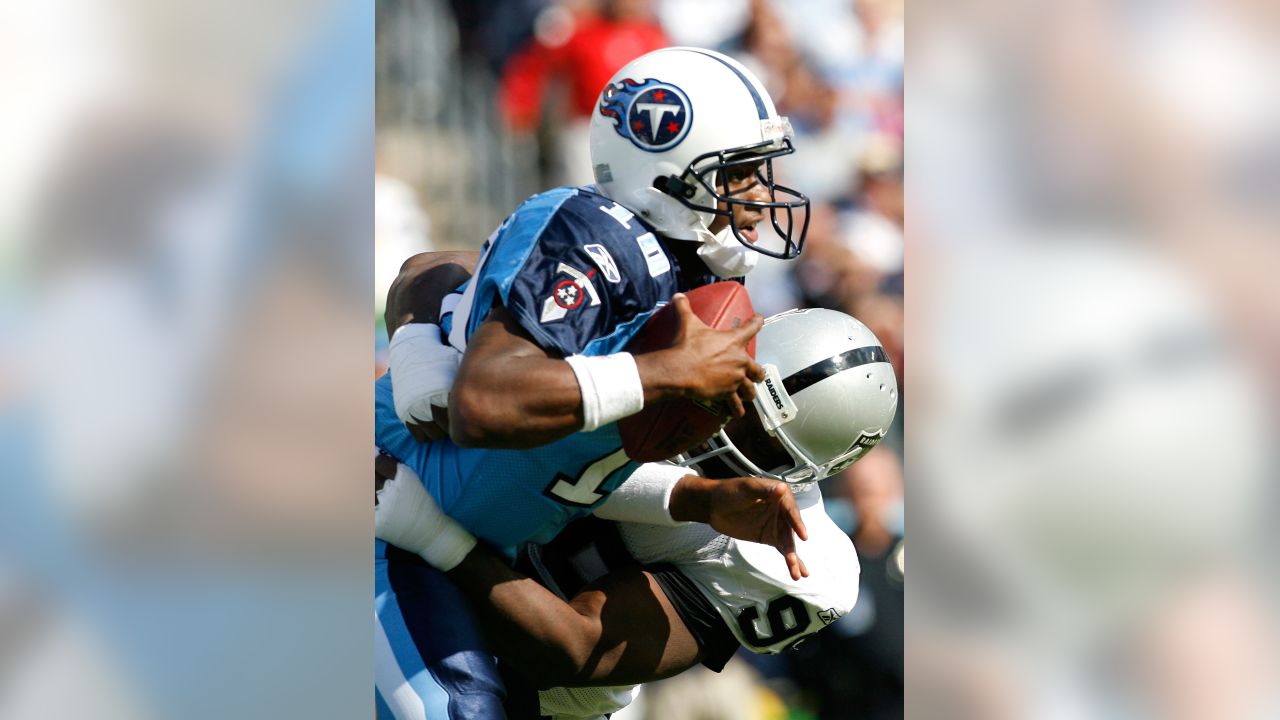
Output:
top-left (544, 448), bottom-right (630, 507)
top-left (737, 595), bottom-right (811, 649)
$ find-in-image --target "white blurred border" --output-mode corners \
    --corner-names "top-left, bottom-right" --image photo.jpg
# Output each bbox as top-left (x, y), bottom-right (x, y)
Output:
top-left (908, 0), bottom-right (1280, 717)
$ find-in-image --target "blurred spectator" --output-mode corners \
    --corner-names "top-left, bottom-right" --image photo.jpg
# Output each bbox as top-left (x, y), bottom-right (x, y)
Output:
top-left (843, 134), bottom-right (904, 276)
top-left (721, 0), bottom-right (798, 99)
top-left (793, 204), bottom-right (883, 313)
top-left (778, 61), bottom-right (862, 203)
top-left (446, 0), bottom-right (549, 72)
top-left (723, 1), bottom-right (869, 203)
top-left (655, 0), bottom-right (751, 51)
top-left (498, 0), bottom-right (669, 185)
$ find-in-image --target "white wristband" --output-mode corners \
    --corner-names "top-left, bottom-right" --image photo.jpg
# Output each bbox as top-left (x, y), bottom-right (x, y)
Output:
top-left (389, 323), bottom-right (462, 425)
top-left (563, 352), bottom-right (644, 432)
top-left (592, 462), bottom-right (691, 526)
top-left (375, 463), bottom-right (476, 571)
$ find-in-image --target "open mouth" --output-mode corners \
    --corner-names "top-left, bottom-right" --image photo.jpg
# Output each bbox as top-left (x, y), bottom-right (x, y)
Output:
top-left (740, 222), bottom-right (759, 244)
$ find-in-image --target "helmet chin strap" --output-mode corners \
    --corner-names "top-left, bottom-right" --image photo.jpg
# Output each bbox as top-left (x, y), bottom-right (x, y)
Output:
top-left (622, 185), bottom-right (757, 277)
top-left (696, 224), bottom-right (759, 278)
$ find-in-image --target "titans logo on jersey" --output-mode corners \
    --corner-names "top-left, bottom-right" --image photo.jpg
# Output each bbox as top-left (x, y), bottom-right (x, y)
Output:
top-left (599, 78), bottom-right (693, 153)
top-left (379, 186), bottom-right (719, 551)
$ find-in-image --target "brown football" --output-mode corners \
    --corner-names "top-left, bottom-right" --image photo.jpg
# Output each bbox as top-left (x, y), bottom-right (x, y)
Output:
top-left (618, 282), bottom-right (757, 462)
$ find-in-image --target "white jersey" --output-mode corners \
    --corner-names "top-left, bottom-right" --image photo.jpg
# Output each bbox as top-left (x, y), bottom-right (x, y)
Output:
top-left (539, 485), bottom-right (859, 719)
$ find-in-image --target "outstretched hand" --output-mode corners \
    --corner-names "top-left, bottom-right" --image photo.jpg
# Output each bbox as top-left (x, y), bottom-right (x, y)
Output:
top-left (702, 476), bottom-right (810, 581)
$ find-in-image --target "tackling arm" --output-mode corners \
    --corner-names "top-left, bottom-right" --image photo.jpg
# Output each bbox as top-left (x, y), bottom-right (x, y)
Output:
top-left (384, 251), bottom-right (479, 338)
top-left (374, 461), bottom-right (824, 688)
top-left (444, 546), bottom-right (703, 688)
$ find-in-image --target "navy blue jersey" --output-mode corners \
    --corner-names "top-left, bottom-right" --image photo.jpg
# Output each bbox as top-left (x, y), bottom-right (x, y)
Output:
top-left (377, 186), bottom-right (719, 550)
top-left (442, 185), bottom-right (713, 356)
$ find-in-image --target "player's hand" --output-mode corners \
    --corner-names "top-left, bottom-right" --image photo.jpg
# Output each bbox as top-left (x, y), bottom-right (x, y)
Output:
top-left (665, 293), bottom-right (766, 416)
top-left (375, 452), bottom-right (398, 501)
top-left (674, 475), bottom-right (810, 580)
top-left (405, 404), bottom-right (451, 443)
top-left (375, 460), bottom-right (477, 571)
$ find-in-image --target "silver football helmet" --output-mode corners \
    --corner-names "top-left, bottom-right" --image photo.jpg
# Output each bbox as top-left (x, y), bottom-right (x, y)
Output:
top-left (682, 308), bottom-right (899, 484)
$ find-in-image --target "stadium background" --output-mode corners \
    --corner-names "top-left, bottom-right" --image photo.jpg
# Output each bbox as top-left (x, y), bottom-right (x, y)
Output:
top-left (373, 1), bottom-right (905, 718)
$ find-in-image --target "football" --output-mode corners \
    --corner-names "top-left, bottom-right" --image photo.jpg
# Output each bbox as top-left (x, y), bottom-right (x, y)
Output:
top-left (619, 282), bottom-right (757, 462)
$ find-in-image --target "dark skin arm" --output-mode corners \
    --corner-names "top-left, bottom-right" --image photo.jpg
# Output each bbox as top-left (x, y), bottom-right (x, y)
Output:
top-left (373, 456), bottom-right (808, 687)
top-left (383, 251), bottom-right (767, 449)
top-left (384, 251), bottom-right (479, 339)
top-left (383, 251), bottom-right (479, 442)
top-left (444, 475), bottom-right (810, 686)
top-left (373, 453), bottom-right (698, 687)
top-left (449, 293), bottom-right (766, 449)
top-left (452, 550), bottom-right (701, 688)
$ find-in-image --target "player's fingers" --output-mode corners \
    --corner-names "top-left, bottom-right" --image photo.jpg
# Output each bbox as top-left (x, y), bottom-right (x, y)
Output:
top-left (375, 453), bottom-right (398, 481)
top-left (786, 552), bottom-right (801, 582)
top-left (776, 483), bottom-right (809, 541)
top-left (375, 455), bottom-right (395, 498)
top-left (672, 293), bottom-right (706, 333)
top-left (776, 525), bottom-right (809, 580)
top-left (736, 378), bottom-right (756, 403)
top-left (745, 477), bottom-right (781, 500)
top-left (735, 314), bottom-right (764, 342)
top-left (789, 551), bottom-right (810, 580)
top-left (407, 421), bottom-right (431, 443)
top-left (726, 392), bottom-right (746, 419)
top-left (431, 404), bottom-right (452, 435)
top-left (744, 359), bottom-right (765, 383)
top-left (421, 421), bottom-right (446, 441)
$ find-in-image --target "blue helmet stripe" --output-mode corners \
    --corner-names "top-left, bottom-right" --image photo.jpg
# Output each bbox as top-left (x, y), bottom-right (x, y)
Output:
top-left (684, 48), bottom-right (768, 119)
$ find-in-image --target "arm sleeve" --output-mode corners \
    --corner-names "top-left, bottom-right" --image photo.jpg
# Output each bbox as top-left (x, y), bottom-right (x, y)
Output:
top-left (591, 463), bottom-right (690, 526)
top-left (474, 221), bottom-right (621, 358)
top-left (501, 246), bottom-right (620, 357)
top-left (461, 189), bottom-right (672, 359)
top-left (648, 563), bottom-right (740, 672)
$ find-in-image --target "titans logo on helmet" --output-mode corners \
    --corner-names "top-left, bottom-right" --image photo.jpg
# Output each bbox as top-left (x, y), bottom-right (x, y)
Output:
top-left (598, 78), bottom-right (693, 153)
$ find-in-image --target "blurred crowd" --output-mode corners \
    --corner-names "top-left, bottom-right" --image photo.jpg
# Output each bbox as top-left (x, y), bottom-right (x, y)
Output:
top-left (376, 0), bottom-right (904, 717)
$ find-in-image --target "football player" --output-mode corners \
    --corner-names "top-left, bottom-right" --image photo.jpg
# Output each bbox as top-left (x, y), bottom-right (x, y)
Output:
top-left (376, 47), bottom-right (811, 719)
top-left (377, 308), bottom-right (900, 719)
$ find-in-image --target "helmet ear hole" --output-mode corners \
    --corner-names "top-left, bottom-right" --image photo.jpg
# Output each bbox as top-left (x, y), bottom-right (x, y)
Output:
top-left (653, 175), bottom-right (697, 199)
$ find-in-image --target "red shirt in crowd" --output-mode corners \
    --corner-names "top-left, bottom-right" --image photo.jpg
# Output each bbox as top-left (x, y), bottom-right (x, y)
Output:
top-left (500, 14), bottom-right (669, 130)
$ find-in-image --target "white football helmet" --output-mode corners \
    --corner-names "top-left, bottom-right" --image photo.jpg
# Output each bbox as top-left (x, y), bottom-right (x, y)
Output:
top-left (589, 47), bottom-right (810, 263)
top-left (682, 308), bottom-right (899, 484)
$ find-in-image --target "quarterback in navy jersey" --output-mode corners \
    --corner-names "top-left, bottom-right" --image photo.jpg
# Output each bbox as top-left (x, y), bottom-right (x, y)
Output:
top-left (375, 187), bottom-right (744, 549)
top-left (376, 47), bottom-right (811, 720)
